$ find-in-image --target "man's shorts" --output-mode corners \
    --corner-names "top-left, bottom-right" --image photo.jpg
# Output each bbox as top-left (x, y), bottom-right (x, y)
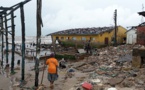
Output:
top-left (47, 73), bottom-right (58, 82)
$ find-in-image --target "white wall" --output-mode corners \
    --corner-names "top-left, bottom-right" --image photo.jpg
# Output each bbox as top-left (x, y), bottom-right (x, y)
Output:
top-left (126, 28), bottom-right (137, 44)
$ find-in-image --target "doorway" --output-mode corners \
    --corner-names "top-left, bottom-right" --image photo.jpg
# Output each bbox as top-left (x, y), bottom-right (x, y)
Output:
top-left (104, 37), bottom-right (109, 45)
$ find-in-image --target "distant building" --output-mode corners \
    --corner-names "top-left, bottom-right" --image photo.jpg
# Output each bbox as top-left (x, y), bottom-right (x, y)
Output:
top-left (126, 27), bottom-right (137, 44)
top-left (48, 26), bottom-right (127, 45)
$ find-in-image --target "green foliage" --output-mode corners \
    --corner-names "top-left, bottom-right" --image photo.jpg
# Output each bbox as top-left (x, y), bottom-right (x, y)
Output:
top-left (61, 41), bottom-right (75, 47)
top-left (61, 41), bottom-right (84, 48)
top-left (61, 41), bottom-right (108, 49)
top-left (55, 54), bottom-right (76, 60)
top-left (77, 44), bottom-right (84, 48)
top-left (91, 44), bottom-right (108, 49)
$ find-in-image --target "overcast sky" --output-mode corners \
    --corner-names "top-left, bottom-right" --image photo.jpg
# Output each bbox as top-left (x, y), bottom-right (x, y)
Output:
top-left (0, 0), bottom-right (145, 36)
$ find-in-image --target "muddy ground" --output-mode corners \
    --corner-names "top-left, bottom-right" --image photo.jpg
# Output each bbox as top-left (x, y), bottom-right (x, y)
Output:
top-left (0, 44), bottom-right (145, 90)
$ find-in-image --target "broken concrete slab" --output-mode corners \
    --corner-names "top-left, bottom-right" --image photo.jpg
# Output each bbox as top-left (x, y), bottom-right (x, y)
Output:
top-left (108, 77), bottom-right (125, 86)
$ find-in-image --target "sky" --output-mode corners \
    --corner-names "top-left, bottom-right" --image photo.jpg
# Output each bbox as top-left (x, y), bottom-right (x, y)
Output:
top-left (0, 0), bottom-right (145, 36)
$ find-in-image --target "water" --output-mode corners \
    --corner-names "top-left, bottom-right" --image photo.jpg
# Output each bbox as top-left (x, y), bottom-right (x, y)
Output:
top-left (0, 36), bottom-right (53, 90)
top-left (0, 36), bottom-right (52, 64)
top-left (7, 36), bottom-right (52, 44)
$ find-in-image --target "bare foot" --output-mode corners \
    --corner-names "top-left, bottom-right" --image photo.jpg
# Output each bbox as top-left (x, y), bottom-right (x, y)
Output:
top-left (49, 84), bottom-right (54, 89)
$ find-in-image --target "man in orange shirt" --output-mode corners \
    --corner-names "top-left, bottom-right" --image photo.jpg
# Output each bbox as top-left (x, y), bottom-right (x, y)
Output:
top-left (46, 53), bottom-right (58, 88)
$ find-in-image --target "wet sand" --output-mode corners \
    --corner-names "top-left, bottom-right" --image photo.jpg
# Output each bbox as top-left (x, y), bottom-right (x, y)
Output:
top-left (0, 45), bottom-right (88, 90)
top-left (0, 57), bottom-right (88, 90)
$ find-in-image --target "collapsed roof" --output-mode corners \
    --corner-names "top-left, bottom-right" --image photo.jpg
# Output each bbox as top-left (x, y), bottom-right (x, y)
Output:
top-left (48, 26), bottom-right (115, 36)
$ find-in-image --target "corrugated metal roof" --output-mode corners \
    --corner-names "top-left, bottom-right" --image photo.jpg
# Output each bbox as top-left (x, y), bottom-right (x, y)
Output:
top-left (138, 22), bottom-right (145, 27)
top-left (47, 26), bottom-right (115, 36)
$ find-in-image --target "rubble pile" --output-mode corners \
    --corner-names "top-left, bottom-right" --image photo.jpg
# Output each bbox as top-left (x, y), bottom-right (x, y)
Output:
top-left (71, 45), bottom-right (145, 90)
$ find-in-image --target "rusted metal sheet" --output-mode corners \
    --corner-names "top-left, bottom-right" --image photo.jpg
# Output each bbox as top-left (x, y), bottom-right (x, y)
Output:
top-left (133, 48), bottom-right (145, 57)
top-left (137, 26), bottom-right (145, 45)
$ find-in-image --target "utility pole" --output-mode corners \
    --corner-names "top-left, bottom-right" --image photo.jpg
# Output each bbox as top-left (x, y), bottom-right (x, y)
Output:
top-left (141, 4), bottom-right (144, 23)
top-left (114, 9), bottom-right (117, 46)
top-left (35, 0), bottom-right (43, 87)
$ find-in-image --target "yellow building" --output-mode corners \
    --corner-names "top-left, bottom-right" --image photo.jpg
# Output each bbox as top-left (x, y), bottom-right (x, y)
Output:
top-left (49, 26), bottom-right (127, 45)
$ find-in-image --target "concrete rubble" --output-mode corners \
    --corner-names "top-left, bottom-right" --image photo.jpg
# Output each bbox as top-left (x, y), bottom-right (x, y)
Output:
top-left (1, 44), bottom-right (145, 90)
top-left (70, 44), bottom-right (145, 90)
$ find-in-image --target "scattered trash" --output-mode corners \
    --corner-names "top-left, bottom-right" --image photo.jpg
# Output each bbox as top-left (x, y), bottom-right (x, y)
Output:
top-left (90, 79), bottom-right (101, 84)
top-left (107, 87), bottom-right (117, 90)
top-left (82, 82), bottom-right (93, 90)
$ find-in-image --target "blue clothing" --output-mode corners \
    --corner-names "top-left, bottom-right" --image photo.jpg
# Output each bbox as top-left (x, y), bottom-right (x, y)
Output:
top-left (47, 73), bottom-right (58, 82)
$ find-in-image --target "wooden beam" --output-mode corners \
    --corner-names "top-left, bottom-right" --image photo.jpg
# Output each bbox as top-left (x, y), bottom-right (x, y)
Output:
top-left (0, 16), bottom-right (4, 67)
top-left (1, 16), bottom-right (16, 22)
top-left (0, 0), bottom-right (31, 16)
top-left (138, 11), bottom-right (145, 17)
top-left (7, 25), bottom-right (16, 29)
top-left (20, 3), bottom-right (26, 82)
top-left (0, 7), bottom-right (12, 10)
top-left (35, 0), bottom-right (42, 87)
top-left (0, 11), bottom-right (6, 15)
top-left (8, 32), bottom-right (12, 35)
top-left (4, 13), bottom-right (9, 64)
top-left (10, 0), bottom-right (31, 8)
top-left (6, 0), bottom-right (31, 16)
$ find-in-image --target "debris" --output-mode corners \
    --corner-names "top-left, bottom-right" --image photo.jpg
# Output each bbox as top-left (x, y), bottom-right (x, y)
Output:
top-left (90, 79), bottom-right (101, 85)
top-left (107, 87), bottom-right (117, 90)
top-left (108, 77), bottom-right (125, 86)
top-left (13, 83), bottom-right (20, 87)
top-left (82, 82), bottom-right (93, 90)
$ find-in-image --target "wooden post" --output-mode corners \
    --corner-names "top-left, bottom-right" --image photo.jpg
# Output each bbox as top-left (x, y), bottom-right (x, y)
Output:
top-left (20, 3), bottom-right (25, 81)
top-left (0, 16), bottom-right (4, 67)
top-left (4, 13), bottom-right (9, 64)
top-left (11, 11), bottom-right (15, 73)
top-left (35, 0), bottom-right (42, 87)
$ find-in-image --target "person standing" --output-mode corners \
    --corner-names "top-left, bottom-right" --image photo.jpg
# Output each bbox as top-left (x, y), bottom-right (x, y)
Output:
top-left (85, 40), bottom-right (91, 54)
top-left (46, 53), bottom-right (58, 88)
top-left (59, 58), bottom-right (66, 69)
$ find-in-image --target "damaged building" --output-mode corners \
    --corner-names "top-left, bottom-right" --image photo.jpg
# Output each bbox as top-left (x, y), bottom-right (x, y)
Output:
top-left (137, 11), bottom-right (145, 45)
top-left (49, 26), bottom-right (127, 45)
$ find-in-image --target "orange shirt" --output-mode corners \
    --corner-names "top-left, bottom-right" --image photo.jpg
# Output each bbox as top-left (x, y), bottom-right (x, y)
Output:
top-left (46, 58), bottom-right (58, 74)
